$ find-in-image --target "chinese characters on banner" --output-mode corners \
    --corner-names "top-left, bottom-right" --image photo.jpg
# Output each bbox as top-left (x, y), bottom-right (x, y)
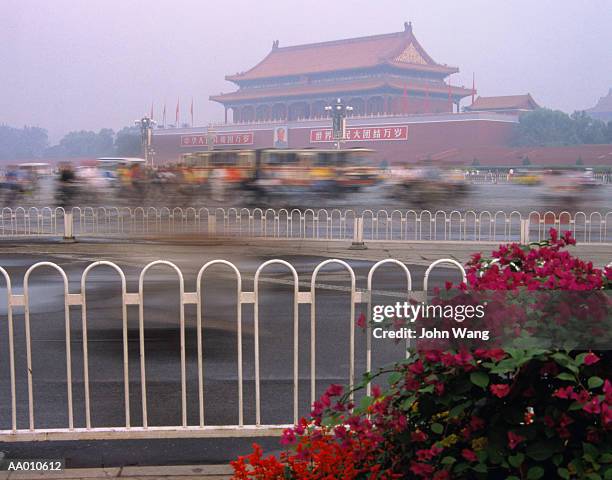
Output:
top-left (309, 125), bottom-right (408, 143)
top-left (180, 132), bottom-right (254, 147)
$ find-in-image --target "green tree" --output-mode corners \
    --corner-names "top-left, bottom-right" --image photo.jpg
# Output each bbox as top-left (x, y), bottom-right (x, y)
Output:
top-left (570, 110), bottom-right (607, 144)
top-left (114, 126), bottom-right (141, 157)
top-left (0, 125), bottom-right (49, 160)
top-left (513, 108), bottom-right (611, 146)
top-left (54, 128), bottom-right (115, 157)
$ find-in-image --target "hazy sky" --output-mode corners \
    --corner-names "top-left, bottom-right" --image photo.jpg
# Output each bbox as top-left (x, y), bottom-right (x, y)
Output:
top-left (2, 0), bottom-right (611, 142)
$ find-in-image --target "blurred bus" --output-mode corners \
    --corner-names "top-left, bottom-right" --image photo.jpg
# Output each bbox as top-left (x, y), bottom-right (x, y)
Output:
top-left (181, 148), bottom-right (378, 189)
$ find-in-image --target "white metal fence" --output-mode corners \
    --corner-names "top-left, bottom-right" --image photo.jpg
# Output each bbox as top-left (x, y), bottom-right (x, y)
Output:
top-left (463, 172), bottom-right (612, 185)
top-left (1, 207), bottom-right (611, 244)
top-left (0, 257), bottom-right (465, 441)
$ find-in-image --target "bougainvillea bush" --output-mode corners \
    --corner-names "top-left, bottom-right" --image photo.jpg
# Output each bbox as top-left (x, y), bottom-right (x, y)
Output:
top-left (232, 230), bottom-right (612, 479)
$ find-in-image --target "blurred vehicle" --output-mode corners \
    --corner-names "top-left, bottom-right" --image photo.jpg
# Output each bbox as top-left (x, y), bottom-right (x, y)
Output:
top-left (181, 148), bottom-right (378, 204)
top-left (509, 170), bottom-right (542, 186)
top-left (386, 165), bottom-right (470, 206)
top-left (96, 157), bottom-right (146, 186)
top-left (18, 162), bottom-right (52, 177)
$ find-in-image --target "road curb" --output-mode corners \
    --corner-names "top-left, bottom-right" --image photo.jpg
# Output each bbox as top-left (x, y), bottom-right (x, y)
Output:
top-left (1, 465), bottom-right (233, 479)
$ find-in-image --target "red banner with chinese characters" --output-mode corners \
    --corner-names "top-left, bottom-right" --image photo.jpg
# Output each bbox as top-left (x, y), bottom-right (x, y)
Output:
top-left (180, 132), bottom-right (254, 147)
top-left (309, 125), bottom-right (408, 143)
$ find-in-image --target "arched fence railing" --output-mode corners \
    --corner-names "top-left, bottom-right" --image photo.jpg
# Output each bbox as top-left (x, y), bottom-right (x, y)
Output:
top-left (0, 257), bottom-right (466, 442)
top-left (0, 207), bottom-right (611, 244)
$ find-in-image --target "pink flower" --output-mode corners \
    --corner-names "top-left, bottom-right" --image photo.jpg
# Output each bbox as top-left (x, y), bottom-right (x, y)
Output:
top-left (409, 360), bottom-right (425, 375)
top-left (584, 352), bottom-right (600, 366)
top-left (280, 428), bottom-right (296, 445)
top-left (411, 430), bottom-right (428, 442)
top-left (416, 445), bottom-right (442, 461)
top-left (507, 431), bottom-right (525, 450)
top-left (553, 386), bottom-right (574, 399)
top-left (425, 350), bottom-right (441, 363)
top-left (410, 462), bottom-right (434, 477)
top-left (325, 384), bottom-right (343, 397)
top-left (372, 384), bottom-right (382, 398)
top-left (434, 471), bottom-right (450, 480)
top-left (490, 384), bottom-right (510, 398)
top-left (461, 448), bottom-right (478, 462)
top-left (583, 397), bottom-right (601, 415)
top-left (470, 416), bottom-right (485, 431)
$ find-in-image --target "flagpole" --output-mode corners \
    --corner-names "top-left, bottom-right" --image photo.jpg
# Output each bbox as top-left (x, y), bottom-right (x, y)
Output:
top-left (447, 76), bottom-right (452, 113)
top-left (472, 72), bottom-right (476, 105)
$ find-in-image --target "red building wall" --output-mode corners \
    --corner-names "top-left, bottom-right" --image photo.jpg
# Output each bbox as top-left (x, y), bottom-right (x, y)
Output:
top-left (151, 114), bottom-right (516, 166)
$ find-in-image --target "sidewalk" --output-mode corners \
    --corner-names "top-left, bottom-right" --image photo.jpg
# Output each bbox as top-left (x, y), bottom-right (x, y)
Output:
top-left (0, 237), bottom-right (610, 268)
top-left (1, 465), bottom-right (232, 480)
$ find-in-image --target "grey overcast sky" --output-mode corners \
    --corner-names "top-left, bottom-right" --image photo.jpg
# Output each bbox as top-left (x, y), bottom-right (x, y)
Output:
top-left (2, 0), bottom-right (611, 142)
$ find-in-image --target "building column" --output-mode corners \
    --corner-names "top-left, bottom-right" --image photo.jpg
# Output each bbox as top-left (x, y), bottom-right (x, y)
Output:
top-left (224, 107), bottom-right (228, 124)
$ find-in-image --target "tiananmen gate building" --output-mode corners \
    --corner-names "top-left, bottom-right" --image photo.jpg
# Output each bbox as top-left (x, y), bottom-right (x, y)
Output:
top-left (151, 23), bottom-right (553, 166)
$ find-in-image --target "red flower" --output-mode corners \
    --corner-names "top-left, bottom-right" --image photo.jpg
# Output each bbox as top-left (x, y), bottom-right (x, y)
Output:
top-left (583, 397), bottom-right (601, 415)
top-left (461, 448), bottom-right (478, 462)
top-left (470, 416), bottom-right (485, 431)
top-left (507, 431), bottom-right (525, 450)
top-left (356, 312), bottom-right (366, 329)
top-left (434, 471), bottom-right (450, 480)
top-left (553, 386), bottom-right (574, 399)
top-left (325, 384), bottom-right (343, 397)
top-left (409, 360), bottom-right (425, 375)
top-left (280, 428), bottom-right (296, 445)
top-left (410, 462), bottom-right (434, 477)
top-left (411, 430), bottom-right (428, 442)
top-left (583, 352), bottom-right (600, 366)
top-left (490, 384), bottom-right (511, 398)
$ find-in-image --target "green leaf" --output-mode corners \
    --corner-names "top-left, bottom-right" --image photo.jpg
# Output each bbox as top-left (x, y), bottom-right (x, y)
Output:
top-left (441, 456), bottom-right (456, 465)
top-left (576, 352), bottom-right (588, 365)
top-left (527, 466), bottom-right (545, 479)
top-left (506, 476), bottom-right (520, 480)
top-left (419, 384), bottom-right (434, 393)
top-left (472, 464), bottom-right (487, 473)
top-left (508, 453), bottom-right (525, 468)
top-left (601, 453), bottom-right (612, 464)
top-left (431, 422), bottom-right (444, 434)
top-left (388, 371), bottom-right (402, 385)
top-left (400, 396), bottom-right (416, 411)
top-left (556, 372), bottom-right (576, 382)
top-left (526, 439), bottom-right (562, 461)
top-left (359, 395), bottom-right (373, 410)
top-left (588, 376), bottom-right (604, 389)
top-left (586, 474), bottom-right (602, 480)
top-left (449, 400), bottom-right (472, 418)
top-left (470, 371), bottom-right (489, 389)
top-left (557, 468), bottom-right (570, 479)
top-left (584, 442), bottom-right (599, 459)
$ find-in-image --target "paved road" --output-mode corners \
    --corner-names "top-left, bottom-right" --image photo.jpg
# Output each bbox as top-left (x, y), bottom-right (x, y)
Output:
top-left (0, 241), bottom-right (469, 467)
top-left (11, 181), bottom-right (612, 215)
top-left (0, 239), bottom-right (610, 467)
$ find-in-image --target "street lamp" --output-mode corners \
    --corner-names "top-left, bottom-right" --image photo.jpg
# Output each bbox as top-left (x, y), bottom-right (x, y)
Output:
top-left (325, 98), bottom-right (353, 149)
top-left (134, 116), bottom-right (157, 167)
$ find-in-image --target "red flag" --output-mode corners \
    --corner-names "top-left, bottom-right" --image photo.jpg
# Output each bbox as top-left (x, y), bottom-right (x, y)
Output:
top-left (175, 99), bottom-right (180, 125)
top-left (190, 98), bottom-right (194, 126)
top-left (472, 72), bottom-right (476, 105)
